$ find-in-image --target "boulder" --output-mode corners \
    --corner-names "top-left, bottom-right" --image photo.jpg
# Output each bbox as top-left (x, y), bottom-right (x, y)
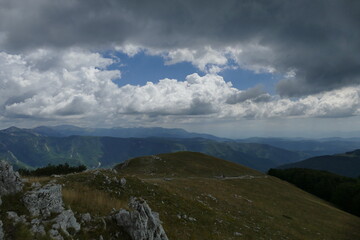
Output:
top-left (23, 183), bottom-right (64, 218)
top-left (51, 209), bottom-right (81, 236)
top-left (113, 197), bottom-right (168, 240)
top-left (0, 160), bottom-right (23, 196)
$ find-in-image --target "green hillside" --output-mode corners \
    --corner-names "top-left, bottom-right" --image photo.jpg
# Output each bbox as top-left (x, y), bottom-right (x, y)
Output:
top-left (5, 151), bottom-right (360, 239)
top-left (268, 168), bottom-right (360, 216)
top-left (115, 151), bottom-right (261, 177)
top-left (278, 149), bottom-right (360, 177)
top-left (113, 152), bottom-right (359, 239)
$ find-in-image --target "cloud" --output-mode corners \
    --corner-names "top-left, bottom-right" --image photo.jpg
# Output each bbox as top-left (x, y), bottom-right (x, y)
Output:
top-left (0, 49), bottom-right (120, 119)
top-left (226, 85), bottom-right (272, 104)
top-left (2, 48), bottom-right (360, 127)
top-left (0, 0), bottom-right (359, 97)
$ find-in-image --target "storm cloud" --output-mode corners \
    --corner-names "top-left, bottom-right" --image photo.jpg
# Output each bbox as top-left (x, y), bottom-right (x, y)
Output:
top-left (0, 0), bottom-right (359, 96)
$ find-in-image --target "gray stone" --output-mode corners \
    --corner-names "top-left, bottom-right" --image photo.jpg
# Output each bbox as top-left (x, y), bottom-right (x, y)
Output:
top-left (113, 197), bottom-right (168, 240)
top-left (48, 229), bottom-right (64, 240)
top-left (51, 209), bottom-right (80, 236)
top-left (23, 183), bottom-right (64, 218)
top-left (81, 213), bottom-right (92, 223)
top-left (120, 177), bottom-right (126, 186)
top-left (234, 232), bottom-right (243, 236)
top-left (0, 220), bottom-right (4, 240)
top-left (0, 160), bottom-right (23, 196)
top-left (30, 218), bottom-right (46, 235)
top-left (112, 177), bottom-right (119, 183)
top-left (31, 182), bottom-right (41, 188)
top-left (7, 211), bottom-right (27, 224)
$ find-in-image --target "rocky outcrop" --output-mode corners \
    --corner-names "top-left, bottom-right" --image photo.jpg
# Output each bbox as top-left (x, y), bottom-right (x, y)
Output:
top-left (23, 183), bottom-right (64, 218)
top-left (50, 210), bottom-right (81, 236)
top-left (23, 183), bottom-right (81, 238)
top-left (0, 160), bottom-right (23, 196)
top-left (113, 197), bottom-right (168, 240)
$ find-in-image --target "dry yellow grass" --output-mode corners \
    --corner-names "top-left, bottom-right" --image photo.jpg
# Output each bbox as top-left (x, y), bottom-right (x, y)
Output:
top-left (62, 183), bottom-right (127, 216)
top-left (26, 176), bottom-right (52, 184)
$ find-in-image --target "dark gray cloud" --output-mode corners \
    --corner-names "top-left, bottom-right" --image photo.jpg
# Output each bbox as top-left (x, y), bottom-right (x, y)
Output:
top-left (0, 0), bottom-right (359, 96)
top-left (226, 85), bottom-right (271, 104)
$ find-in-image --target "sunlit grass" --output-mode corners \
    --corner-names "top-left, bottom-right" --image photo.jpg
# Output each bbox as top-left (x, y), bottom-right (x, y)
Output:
top-left (62, 183), bottom-right (127, 216)
top-left (26, 176), bottom-right (52, 184)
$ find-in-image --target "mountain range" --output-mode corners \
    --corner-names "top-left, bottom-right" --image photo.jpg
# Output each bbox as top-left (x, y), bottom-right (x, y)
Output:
top-left (31, 125), bottom-right (227, 140)
top-left (0, 126), bottom-right (307, 172)
top-left (277, 149), bottom-right (360, 178)
top-left (32, 125), bottom-right (360, 157)
top-left (238, 137), bottom-right (360, 157)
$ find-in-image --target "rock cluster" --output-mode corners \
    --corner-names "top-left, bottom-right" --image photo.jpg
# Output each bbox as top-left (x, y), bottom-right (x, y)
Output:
top-left (0, 161), bottom-right (169, 240)
top-left (23, 183), bottom-right (80, 239)
top-left (50, 209), bottom-right (81, 236)
top-left (0, 160), bottom-right (23, 196)
top-left (113, 197), bottom-right (168, 240)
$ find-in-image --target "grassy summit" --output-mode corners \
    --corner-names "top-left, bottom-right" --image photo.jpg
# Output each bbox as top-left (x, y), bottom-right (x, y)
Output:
top-left (115, 151), bottom-right (261, 178)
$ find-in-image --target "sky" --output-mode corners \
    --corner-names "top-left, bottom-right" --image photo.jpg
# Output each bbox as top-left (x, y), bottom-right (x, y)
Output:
top-left (0, 0), bottom-right (360, 138)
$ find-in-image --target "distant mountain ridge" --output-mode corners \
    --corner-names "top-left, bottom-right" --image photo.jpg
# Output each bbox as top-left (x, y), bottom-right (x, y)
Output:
top-left (0, 126), bottom-right (306, 171)
top-left (31, 125), bottom-right (228, 141)
top-left (237, 137), bottom-right (360, 157)
top-left (7, 125), bottom-right (360, 158)
top-left (277, 149), bottom-right (360, 178)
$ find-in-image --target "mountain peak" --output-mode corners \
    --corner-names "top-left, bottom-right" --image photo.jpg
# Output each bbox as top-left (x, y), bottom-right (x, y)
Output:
top-left (0, 126), bottom-right (38, 137)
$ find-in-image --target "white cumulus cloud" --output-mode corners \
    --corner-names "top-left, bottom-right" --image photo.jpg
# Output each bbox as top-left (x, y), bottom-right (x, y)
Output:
top-left (1, 48), bottom-right (360, 127)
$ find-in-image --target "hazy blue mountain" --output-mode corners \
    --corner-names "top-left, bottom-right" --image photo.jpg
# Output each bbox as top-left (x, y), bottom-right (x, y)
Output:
top-left (277, 149), bottom-right (360, 178)
top-left (0, 127), bottom-right (305, 171)
top-left (237, 137), bottom-right (360, 157)
top-left (32, 125), bottom-right (227, 141)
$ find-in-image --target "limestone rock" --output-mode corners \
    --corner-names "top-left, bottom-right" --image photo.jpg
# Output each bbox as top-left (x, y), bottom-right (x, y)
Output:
top-left (31, 182), bottom-right (41, 188)
top-left (120, 177), bottom-right (127, 186)
top-left (113, 197), bottom-right (168, 240)
top-left (48, 229), bottom-right (64, 240)
top-left (51, 209), bottom-right (81, 236)
top-left (7, 211), bottom-right (27, 224)
top-left (81, 213), bottom-right (92, 223)
top-left (0, 160), bottom-right (23, 196)
top-left (0, 220), bottom-right (4, 240)
top-left (30, 218), bottom-right (46, 236)
top-left (23, 183), bottom-right (64, 218)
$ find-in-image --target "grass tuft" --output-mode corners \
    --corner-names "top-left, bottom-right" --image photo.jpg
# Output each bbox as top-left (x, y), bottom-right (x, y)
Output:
top-left (62, 183), bottom-right (127, 216)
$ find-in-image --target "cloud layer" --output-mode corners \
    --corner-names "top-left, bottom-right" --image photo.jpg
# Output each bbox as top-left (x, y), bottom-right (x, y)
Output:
top-left (1, 49), bottom-right (360, 127)
top-left (1, 0), bottom-right (360, 97)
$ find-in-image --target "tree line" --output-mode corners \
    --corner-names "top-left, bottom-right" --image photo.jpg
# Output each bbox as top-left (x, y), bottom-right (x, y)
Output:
top-left (19, 163), bottom-right (86, 176)
top-left (268, 168), bottom-right (360, 217)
